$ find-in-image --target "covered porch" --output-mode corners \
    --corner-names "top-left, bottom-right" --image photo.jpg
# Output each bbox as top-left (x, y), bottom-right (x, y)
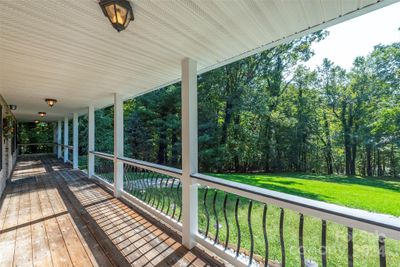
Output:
top-left (1, 1), bottom-right (399, 266)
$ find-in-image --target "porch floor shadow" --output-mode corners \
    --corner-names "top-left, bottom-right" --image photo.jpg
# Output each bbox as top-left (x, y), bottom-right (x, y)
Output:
top-left (0, 155), bottom-right (223, 267)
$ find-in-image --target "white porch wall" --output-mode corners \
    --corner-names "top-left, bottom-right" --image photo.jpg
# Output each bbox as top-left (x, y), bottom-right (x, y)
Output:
top-left (0, 94), bottom-right (17, 198)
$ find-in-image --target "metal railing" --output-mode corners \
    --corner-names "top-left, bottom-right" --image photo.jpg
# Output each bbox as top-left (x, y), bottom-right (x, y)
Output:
top-left (88, 151), bottom-right (400, 267)
top-left (192, 173), bottom-right (400, 267)
top-left (18, 143), bottom-right (55, 155)
top-left (119, 156), bottom-right (183, 224)
top-left (92, 152), bottom-right (114, 184)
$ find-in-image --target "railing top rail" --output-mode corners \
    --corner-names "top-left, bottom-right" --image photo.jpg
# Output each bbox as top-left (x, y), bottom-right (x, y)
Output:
top-left (89, 151), bottom-right (114, 160)
top-left (192, 172), bottom-right (400, 239)
top-left (117, 155), bottom-right (182, 179)
top-left (18, 142), bottom-right (55, 146)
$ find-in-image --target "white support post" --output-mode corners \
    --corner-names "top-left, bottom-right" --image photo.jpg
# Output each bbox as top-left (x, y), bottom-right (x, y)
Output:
top-left (64, 117), bottom-right (69, 162)
top-left (73, 113), bottom-right (79, 169)
top-left (88, 105), bottom-right (95, 177)
top-left (53, 125), bottom-right (57, 155)
top-left (57, 120), bottom-right (62, 158)
top-left (114, 93), bottom-right (124, 198)
top-left (181, 57), bottom-right (198, 249)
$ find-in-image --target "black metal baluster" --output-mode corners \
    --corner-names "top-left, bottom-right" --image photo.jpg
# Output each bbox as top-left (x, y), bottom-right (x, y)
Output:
top-left (122, 163), bottom-right (128, 191)
top-left (203, 187), bottom-right (210, 238)
top-left (248, 200), bottom-right (254, 266)
top-left (379, 235), bottom-right (386, 267)
top-left (171, 178), bottom-right (177, 219)
top-left (177, 181), bottom-right (182, 222)
top-left (145, 169), bottom-right (152, 203)
top-left (128, 165), bottom-right (135, 193)
top-left (299, 214), bottom-right (305, 267)
top-left (166, 177), bottom-right (172, 216)
top-left (132, 166), bottom-right (140, 196)
top-left (139, 168), bottom-right (146, 200)
top-left (223, 193), bottom-right (229, 251)
top-left (235, 197), bottom-right (241, 258)
top-left (142, 169), bottom-right (149, 201)
top-left (161, 177), bottom-right (169, 214)
top-left (155, 174), bottom-right (161, 210)
top-left (148, 171), bottom-right (154, 205)
top-left (348, 227), bottom-right (353, 267)
top-left (150, 172), bottom-right (158, 207)
top-left (280, 208), bottom-right (285, 267)
top-left (321, 220), bottom-right (327, 267)
top-left (212, 190), bottom-right (219, 245)
top-left (263, 204), bottom-right (269, 267)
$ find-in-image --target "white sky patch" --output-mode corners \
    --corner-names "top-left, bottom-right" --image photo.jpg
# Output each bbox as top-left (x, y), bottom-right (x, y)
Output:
top-left (305, 2), bottom-right (400, 71)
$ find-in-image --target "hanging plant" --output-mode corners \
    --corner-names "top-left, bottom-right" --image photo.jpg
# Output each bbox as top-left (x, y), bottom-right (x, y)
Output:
top-left (3, 113), bottom-right (15, 139)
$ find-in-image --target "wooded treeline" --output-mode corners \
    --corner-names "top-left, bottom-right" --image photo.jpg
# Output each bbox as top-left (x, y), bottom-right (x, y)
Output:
top-left (120, 31), bottom-right (400, 177)
top-left (21, 30), bottom-right (399, 178)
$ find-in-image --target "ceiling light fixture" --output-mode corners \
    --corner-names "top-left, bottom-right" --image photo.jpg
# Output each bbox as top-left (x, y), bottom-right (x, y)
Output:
top-left (34, 120), bottom-right (39, 123)
top-left (38, 112), bottom-right (46, 118)
top-left (99, 0), bottom-right (134, 32)
top-left (45, 98), bottom-right (57, 107)
top-left (9, 105), bottom-right (17, 110)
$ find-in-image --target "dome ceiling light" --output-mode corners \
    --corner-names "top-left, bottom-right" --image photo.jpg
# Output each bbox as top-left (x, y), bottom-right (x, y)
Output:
top-left (45, 98), bottom-right (57, 107)
top-left (99, 0), bottom-right (134, 32)
top-left (38, 112), bottom-right (46, 118)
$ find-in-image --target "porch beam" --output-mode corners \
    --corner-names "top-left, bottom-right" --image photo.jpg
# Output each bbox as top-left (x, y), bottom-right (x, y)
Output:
top-left (88, 105), bottom-right (95, 177)
top-left (73, 112), bottom-right (79, 169)
top-left (63, 117), bottom-right (68, 162)
top-left (57, 120), bottom-right (62, 158)
top-left (181, 57), bottom-right (198, 249)
top-left (114, 93), bottom-right (124, 198)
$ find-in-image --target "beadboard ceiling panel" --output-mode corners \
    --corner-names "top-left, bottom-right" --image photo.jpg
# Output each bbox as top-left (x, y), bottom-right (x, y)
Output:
top-left (0, 0), bottom-right (395, 121)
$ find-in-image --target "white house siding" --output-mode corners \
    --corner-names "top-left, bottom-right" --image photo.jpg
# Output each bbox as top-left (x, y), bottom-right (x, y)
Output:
top-left (0, 95), bottom-right (17, 198)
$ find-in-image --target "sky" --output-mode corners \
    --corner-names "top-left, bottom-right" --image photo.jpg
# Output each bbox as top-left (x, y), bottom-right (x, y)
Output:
top-left (305, 2), bottom-right (400, 70)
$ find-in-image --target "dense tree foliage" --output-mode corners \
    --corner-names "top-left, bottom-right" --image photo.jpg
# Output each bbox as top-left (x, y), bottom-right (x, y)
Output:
top-left (121, 33), bottom-right (399, 178)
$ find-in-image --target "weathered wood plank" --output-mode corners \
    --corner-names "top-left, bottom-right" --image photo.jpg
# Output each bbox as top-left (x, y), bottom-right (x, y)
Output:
top-left (37, 175), bottom-right (73, 267)
top-left (30, 181), bottom-right (53, 267)
top-left (0, 183), bottom-right (22, 266)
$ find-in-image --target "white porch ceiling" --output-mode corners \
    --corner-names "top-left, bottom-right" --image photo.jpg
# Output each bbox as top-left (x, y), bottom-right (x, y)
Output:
top-left (0, 0), bottom-right (395, 121)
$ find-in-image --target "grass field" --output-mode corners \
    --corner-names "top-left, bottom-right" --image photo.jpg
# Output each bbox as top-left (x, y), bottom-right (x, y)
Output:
top-left (211, 173), bottom-right (400, 216)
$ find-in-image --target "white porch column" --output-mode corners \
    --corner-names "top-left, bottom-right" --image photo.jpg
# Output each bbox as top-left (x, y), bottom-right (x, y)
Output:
top-left (73, 112), bottom-right (79, 169)
top-left (64, 117), bottom-right (69, 162)
top-left (57, 120), bottom-right (62, 158)
top-left (181, 57), bottom-right (198, 249)
top-left (113, 93), bottom-right (124, 198)
top-left (88, 105), bottom-right (95, 177)
top-left (53, 125), bottom-right (57, 155)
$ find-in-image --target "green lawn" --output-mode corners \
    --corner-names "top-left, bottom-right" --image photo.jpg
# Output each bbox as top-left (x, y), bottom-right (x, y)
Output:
top-left (211, 173), bottom-right (400, 216)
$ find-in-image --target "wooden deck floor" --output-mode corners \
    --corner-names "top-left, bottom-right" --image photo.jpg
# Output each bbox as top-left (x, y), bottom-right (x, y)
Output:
top-left (0, 156), bottom-right (223, 267)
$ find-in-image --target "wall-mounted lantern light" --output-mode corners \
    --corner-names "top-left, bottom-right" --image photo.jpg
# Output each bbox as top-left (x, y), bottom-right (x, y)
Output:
top-left (99, 0), bottom-right (134, 32)
top-left (45, 98), bottom-right (57, 107)
top-left (38, 112), bottom-right (46, 118)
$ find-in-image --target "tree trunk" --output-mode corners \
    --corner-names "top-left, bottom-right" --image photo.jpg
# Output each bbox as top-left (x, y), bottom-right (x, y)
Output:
top-left (366, 144), bottom-right (373, 176)
top-left (323, 112), bottom-right (333, 175)
top-left (221, 98), bottom-right (233, 145)
top-left (157, 129), bottom-right (167, 164)
top-left (377, 150), bottom-right (383, 177)
top-left (233, 114), bottom-right (240, 172)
